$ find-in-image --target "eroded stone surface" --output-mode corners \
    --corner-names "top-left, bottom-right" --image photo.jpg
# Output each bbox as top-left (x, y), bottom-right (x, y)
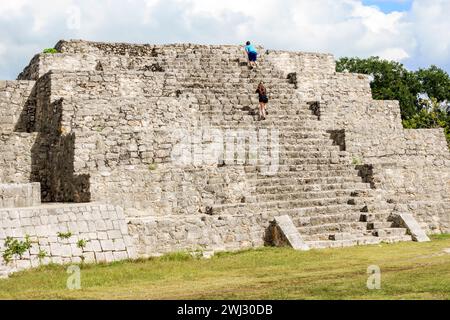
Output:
top-left (0, 40), bottom-right (449, 275)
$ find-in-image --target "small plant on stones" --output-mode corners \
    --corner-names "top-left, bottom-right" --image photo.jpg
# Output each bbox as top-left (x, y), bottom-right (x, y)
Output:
top-left (43, 48), bottom-right (58, 54)
top-left (2, 235), bottom-right (33, 264)
top-left (37, 249), bottom-right (48, 264)
top-left (57, 231), bottom-right (73, 240)
top-left (77, 239), bottom-right (88, 250)
top-left (148, 163), bottom-right (157, 171)
top-left (352, 157), bottom-right (363, 165)
top-left (77, 239), bottom-right (89, 264)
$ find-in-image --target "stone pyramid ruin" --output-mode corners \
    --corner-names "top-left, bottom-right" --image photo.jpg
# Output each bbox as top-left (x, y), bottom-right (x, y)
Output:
top-left (1, 40), bottom-right (449, 277)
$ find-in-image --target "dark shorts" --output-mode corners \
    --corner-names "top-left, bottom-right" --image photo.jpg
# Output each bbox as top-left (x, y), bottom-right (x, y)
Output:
top-left (259, 95), bottom-right (268, 103)
top-left (248, 52), bottom-right (258, 62)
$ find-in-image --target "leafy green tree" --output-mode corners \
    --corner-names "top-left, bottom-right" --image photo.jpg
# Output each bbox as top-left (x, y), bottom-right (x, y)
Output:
top-left (416, 66), bottom-right (450, 104)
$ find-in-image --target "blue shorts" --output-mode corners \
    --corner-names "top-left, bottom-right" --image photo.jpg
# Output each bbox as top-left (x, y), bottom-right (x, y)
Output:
top-left (248, 52), bottom-right (258, 62)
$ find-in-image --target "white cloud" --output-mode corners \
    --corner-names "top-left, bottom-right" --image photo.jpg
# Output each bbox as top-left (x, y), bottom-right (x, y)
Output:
top-left (376, 47), bottom-right (410, 61)
top-left (0, 0), bottom-right (28, 16)
top-left (0, 0), bottom-right (448, 79)
top-left (407, 0), bottom-right (450, 66)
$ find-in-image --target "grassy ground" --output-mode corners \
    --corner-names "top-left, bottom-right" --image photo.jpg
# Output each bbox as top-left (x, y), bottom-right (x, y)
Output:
top-left (0, 235), bottom-right (449, 300)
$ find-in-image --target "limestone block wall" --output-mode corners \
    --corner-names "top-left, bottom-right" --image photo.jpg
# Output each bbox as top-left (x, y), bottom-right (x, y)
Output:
top-left (0, 80), bottom-right (36, 133)
top-left (265, 51), bottom-right (336, 76)
top-left (129, 213), bottom-right (268, 256)
top-left (19, 41), bottom-right (338, 83)
top-left (18, 53), bottom-right (98, 81)
top-left (0, 183), bottom-right (40, 209)
top-left (7, 40), bottom-right (450, 242)
top-left (0, 80), bottom-right (38, 184)
top-left (0, 133), bottom-right (37, 183)
top-left (28, 70), bottom-right (254, 213)
top-left (295, 72), bottom-right (373, 105)
top-left (343, 100), bottom-right (406, 160)
top-left (404, 129), bottom-right (450, 159)
top-left (364, 163), bottom-right (450, 233)
top-left (0, 204), bottom-right (137, 274)
top-left (89, 165), bottom-right (252, 217)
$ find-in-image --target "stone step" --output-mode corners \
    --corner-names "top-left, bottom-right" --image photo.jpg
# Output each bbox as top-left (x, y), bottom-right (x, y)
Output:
top-left (197, 97), bottom-right (300, 104)
top-left (293, 212), bottom-right (365, 227)
top-left (203, 119), bottom-right (322, 127)
top-left (372, 228), bottom-right (408, 237)
top-left (246, 170), bottom-right (361, 181)
top-left (360, 212), bottom-right (392, 222)
top-left (206, 126), bottom-right (329, 134)
top-left (205, 112), bottom-right (318, 120)
top-left (303, 231), bottom-right (368, 242)
top-left (200, 112), bottom-right (319, 121)
top-left (279, 151), bottom-right (350, 158)
top-left (305, 235), bottom-right (414, 249)
top-left (254, 189), bottom-right (372, 203)
top-left (281, 157), bottom-right (351, 165)
top-left (261, 204), bottom-right (368, 219)
top-left (198, 105), bottom-right (311, 113)
top-left (211, 197), bottom-right (364, 215)
top-left (254, 182), bottom-right (371, 193)
top-left (176, 83), bottom-right (294, 92)
top-left (367, 221), bottom-right (394, 230)
top-left (206, 123), bottom-right (327, 130)
top-left (222, 156), bottom-right (351, 166)
top-left (222, 150), bottom-right (349, 159)
top-left (209, 174), bottom-right (362, 186)
top-left (297, 222), bottom-right (368, 236)
top-left (241, 164), bottom-right (359, 173)
top-left (0, 183), bottom-right (41, 209)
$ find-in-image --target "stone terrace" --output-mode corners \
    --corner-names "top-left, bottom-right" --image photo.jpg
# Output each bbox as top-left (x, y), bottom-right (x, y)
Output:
top-left (0, 40), bottom-right (449, 275)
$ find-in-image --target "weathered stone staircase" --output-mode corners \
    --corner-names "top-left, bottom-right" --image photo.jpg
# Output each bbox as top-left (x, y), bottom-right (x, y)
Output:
top-left (177, 55), bottom-right (413, 248)
top-left (2, 40), bottom-right (442, 269)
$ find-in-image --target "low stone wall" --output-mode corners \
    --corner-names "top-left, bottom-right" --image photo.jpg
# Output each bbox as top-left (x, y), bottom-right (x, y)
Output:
top-left (404, 129), bottom-right (450, 158)
top-left (366, 163), bottom-right (450, 233)
top-left (89, 165), bottom-right (253, 216)
top-left (0, 203), bottom-right (137, 274)
top-left (128, 213), bottom-right (268, 256)
top-left (0, 183), bottom-right (40, 209)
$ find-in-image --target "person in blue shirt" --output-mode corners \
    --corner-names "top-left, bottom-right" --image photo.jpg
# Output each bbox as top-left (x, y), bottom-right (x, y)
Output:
top-left (244, 41), bottom-right (258, 68)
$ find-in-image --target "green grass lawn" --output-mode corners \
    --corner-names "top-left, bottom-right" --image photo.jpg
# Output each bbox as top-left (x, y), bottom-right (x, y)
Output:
top-left (1, 235), bottom-right (450, 300)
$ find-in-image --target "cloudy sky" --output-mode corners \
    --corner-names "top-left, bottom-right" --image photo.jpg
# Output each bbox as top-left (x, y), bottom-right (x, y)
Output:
top-left (0, 0), bottom-right (449, 79)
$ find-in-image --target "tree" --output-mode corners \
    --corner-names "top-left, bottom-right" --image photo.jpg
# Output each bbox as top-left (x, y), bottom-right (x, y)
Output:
top-left (416, 66), bottom-right (450, 110)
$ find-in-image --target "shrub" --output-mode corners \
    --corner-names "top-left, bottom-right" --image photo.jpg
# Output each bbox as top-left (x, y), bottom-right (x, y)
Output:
top-left (77, 239), bottom-right (88, 249)
top-left (43, 48), bottom-right (58, 54)
top-left (2, 236), bottom-right (33, 264)
top-left (57, 232), bottom-right (72, 240)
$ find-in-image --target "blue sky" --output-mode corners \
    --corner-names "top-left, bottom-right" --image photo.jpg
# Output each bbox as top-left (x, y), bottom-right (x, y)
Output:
top-left (362, 0), bottom-right (413, 13)
top-left (0, 0), bottom-right (448, 80)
